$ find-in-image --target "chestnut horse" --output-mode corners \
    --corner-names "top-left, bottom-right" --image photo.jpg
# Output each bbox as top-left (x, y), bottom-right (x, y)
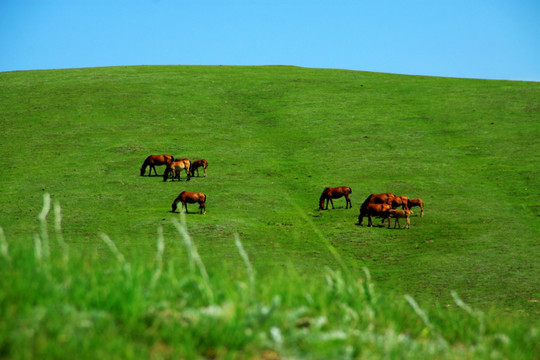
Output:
top-left (318, 186), bottom-right (352, 210)
top-left (386, 195), bottom-right (409, 210)
top-left (358, 203), bottom-right (392, 227)
top-left (163, 158), bottom-right (191, 182)
top-left (140, 154), bottom-right (174, 176)
top-left (358, 193), bottom-right (395, 225)
top-left (171, 191), bottom-right (206, 214)
top-left (407, 198), bottom-right (424, 217)
top-left (190, 159), bottom-right (208, 177)
top-left (361, 193), bottom-right (396, 207)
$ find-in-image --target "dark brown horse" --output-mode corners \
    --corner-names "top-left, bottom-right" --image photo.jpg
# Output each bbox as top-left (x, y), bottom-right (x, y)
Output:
top-left (190, 159), bottom-right (208, 177)
top-left (171, 191), bottom-right (206, 214)
top-left (407, 198), bottom-right (424, 217)
top-left (140, 154), bottom-right (174, 176)
top-left (163, 158), bottom-right (191, 182)
top-left (318, 186), bottom-right (352, 210)
top-left (358, 203), bottom-right (392, 227)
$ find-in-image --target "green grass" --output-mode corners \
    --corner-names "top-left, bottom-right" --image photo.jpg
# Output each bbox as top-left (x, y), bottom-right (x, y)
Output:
top-left (1, 65), bottom-right (539, 325)
top-left (0, 200), bottom-right (538, 359)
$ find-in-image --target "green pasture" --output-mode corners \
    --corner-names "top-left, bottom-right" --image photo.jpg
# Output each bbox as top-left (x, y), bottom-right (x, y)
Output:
top-left (1, 65), bottom-right (539, 319)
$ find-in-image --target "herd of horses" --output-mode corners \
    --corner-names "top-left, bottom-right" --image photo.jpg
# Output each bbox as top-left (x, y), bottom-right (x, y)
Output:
top-left (140, 154), bottom-right (424, 228)
top-left (140, 154), bottom-right (208, 214)
top-left (319, 187), bottom-right (424, 229)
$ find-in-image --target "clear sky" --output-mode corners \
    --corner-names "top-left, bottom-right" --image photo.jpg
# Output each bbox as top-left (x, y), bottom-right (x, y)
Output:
top-left (1, 0), bottom-right (539, 81)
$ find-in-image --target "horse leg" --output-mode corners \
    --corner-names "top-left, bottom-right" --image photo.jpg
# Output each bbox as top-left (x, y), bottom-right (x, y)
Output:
top-left (368, 214), bottom-right (373, 227)
top-left (420, 206), bottom-right (424, 217)
top-left (203, 167), bottom-right (207, 177)
top-left (199, 201), bottom-right (206, 214)
top-left (330, 198), bottom-right (335, 209)
top-left (394, 217), bottom-right (400, 229)
top-left (406, 217), bottom-right (410, 229)
top-left (183, 202), bottom-right (188, 214)
top-left (345, 195), bottom-right (351, 209)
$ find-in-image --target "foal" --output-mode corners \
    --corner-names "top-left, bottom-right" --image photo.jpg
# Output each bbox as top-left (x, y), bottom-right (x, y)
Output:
top-left (318, 186), bottom-right (352, 210)
top-left (171, 191), bottom-right (206, 214)
top-left (388, 209), bottom-right (413, 229)
top-left (190, 159), bottom-right (208, 177)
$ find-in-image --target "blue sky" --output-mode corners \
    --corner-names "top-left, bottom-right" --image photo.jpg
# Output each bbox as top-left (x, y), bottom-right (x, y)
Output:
top-left (1, 0), bottom-right (539, 81)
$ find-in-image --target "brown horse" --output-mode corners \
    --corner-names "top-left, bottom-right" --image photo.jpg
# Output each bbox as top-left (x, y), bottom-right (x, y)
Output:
top-left (360, 193), bottom-right (396, 208)
top-left (190, 159), bottom-right (208, 177)
top-left (358, 203), bottom-right (392, 227)
top-left (140, 154), bottom-right (174, 176)
top-left (163, 158), bottom-right (191, 182)
top-left (171, 191), bottom-right (206, 214)
top-left (407, 198), bottom-right (424, 217)
top-left (386, 195), bottom-right (409, 210)
top-left (319, 186), bottom-right (352, 210)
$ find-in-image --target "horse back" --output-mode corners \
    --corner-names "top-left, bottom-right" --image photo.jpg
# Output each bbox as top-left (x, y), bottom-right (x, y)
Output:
top-left (148, 154), bottom-right (173, 165)
top-left (180, 191), bottom-right (206, 203)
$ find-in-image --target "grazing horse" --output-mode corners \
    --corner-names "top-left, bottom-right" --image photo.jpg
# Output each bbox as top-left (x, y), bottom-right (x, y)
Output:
top-left (163, 158), bottom-right (191, 182)
top-left (360, 193), bottom-right (396, 208)
top-left (190, 159), bottom-right (208, 177)
top-left (407, 198), bottom-right (424, 217)
top-left (386, 195), bottom-right (409, 210)
top-left (171, 191), bottom-right (206, 214)
top-left (358, 203), bottom-right (392, 227)
top-left (140, 154), bottom-right (174, 176)
top-left (318, 186), bottom-right (352, 210)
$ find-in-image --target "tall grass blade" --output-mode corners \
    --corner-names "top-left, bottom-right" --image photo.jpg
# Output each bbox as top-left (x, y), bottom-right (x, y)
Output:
top-left (99, 233), bottom-right (131, 274)
top-left (234, 233), bottom-right (255, 297)
top-left (405, 294), bottom-right (434, 332)
top-left (172, 216), bottom-right (214, 304)
top-left (451, 291), bottom-right (485, 337)
top-left (38, 193), bottom-right (51, 260)
top-left (287, 198), bottom-right (352, 276)
top-left (0, 227), bottom-right (10, 262)
top-left (361, 267), bottom-right (375, 302)
top-left (33, 233), bottom-right (42, 262)
top-left (53, 200), bottom-right (69, 265)
top-left (150, 225), bottom-right (165, 289)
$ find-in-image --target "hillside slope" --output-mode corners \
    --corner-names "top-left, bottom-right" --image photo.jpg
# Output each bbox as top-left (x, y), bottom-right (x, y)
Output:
top-left (1, 65), bottom-right (539, 317)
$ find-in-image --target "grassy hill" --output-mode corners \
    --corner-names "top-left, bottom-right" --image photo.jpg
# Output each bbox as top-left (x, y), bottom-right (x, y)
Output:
top-left (1, 64), bottom-right (539, 325)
